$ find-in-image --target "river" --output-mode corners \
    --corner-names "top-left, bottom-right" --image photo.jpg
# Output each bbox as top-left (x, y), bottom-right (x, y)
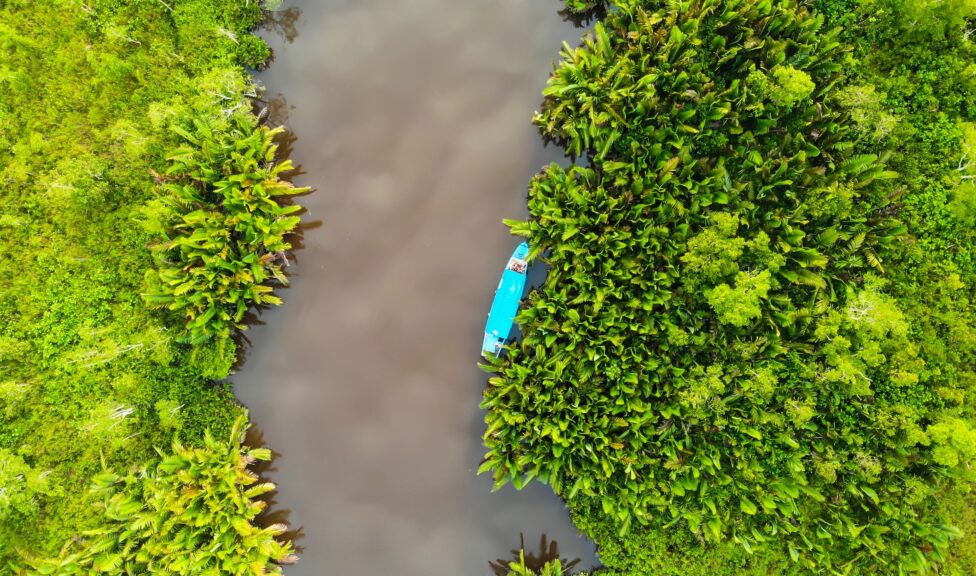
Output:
top-left (232, 1), bottom-right (596, 574)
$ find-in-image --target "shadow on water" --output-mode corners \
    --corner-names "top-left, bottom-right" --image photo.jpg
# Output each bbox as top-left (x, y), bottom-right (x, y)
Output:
top-left (230, 111), bottom-right (316, 372)
top-left (557, 3), bottom-right (608, 27)
top-left (489, 534), bottom-right (582, 575)
top-left (251, 92), bottom-right (302, 173)
top-left (244, 425), bottom-right (307, 554)
top-left (507, 258), bottom-right (549, 345)
top-left (232, 215), bottom-right (320, 372)
top-left (263, 7), bottom-right (302, 45)
top-left (262, 92), bottom-right (297, 130)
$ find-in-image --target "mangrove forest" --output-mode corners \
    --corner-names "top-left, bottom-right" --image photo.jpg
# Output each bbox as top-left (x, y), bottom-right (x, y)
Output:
top-left (1, 0), bottom-right (975, 575)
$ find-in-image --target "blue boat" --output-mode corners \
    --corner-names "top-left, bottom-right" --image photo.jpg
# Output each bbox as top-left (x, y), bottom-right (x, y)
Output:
top-left (482, 242), bottom-right (530, 357)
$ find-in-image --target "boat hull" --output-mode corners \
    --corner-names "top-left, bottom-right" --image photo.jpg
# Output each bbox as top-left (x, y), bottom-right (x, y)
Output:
top-left (482, 242), bottom-right (529, 357)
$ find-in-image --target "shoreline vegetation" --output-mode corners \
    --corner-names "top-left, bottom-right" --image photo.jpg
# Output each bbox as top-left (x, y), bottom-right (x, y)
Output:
top-left (0, 0), bottom-right (300, 572)
top-left (485, 0), bottom-right (976, 574)
top-left (2, 0), bottom-right (974, 575)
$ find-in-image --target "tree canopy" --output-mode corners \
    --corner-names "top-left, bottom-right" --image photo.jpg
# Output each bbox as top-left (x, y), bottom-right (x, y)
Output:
top-left (0, 0), bottom-right (298, 567)
top-left (482, 0), bottom-right (976, 573)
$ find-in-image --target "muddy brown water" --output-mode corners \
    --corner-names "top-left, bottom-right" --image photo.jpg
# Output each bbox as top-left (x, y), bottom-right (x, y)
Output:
top-left (232, 1), bottom-right (597, 574)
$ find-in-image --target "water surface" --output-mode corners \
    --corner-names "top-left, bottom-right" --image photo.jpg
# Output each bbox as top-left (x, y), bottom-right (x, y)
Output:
top-left (234, 2), bottom-right (595, 574)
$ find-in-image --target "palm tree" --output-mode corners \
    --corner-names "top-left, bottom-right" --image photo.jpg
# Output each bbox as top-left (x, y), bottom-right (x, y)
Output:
top-left (142, 114), bottom-right (308, 348)
top-left (25, 416), bottom-right (296, 575)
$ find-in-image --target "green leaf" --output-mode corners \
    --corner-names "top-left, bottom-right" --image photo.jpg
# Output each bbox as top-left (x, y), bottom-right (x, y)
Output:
top-left (739, 497), bottom-right (758, 515)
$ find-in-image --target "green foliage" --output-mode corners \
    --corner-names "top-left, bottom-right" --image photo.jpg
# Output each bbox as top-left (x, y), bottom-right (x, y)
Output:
top-left (570, 499), bottom-right (800, 576)
top-left (484, 0), bottom-right (975, 573)
top-left (706, 270), bottom-right (771, 327)
top-left (562, 0), bottom-right (606, 15)
top-left (833, 85), bottom-right (900, 142)
top-left (813, 0), bottom-right (976, 571)
top-left (491, 535), bottom-right (585, 576)
top-left (21, 416), bottom-right (296, 575)
top-left (951, 123), bottom-right (976, 226)
top-left (748, 65), bottom-right (817, 109)
top-left (901, 0), bottom-right (976, 39)
top-left (0, 450), bottom-right (52, 525)
top-left (154, 399), bottom-right (185, 433)
top-left (679, 212), bottom-right (749, 287)
top-left (926, 418), bottom-right (976, 473)
top-left (142, 115), bottom-right (306, 346)
top-left (504, 554), bottom-right (568, 576)
top-left (0, 0), bottom-right (288, 564)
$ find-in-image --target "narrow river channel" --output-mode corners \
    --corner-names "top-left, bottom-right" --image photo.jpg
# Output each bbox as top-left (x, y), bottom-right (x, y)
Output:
top-left (232, 1), bottom-right (596, 574)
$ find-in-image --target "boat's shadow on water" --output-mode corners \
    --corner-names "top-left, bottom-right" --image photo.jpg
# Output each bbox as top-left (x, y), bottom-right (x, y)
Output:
top-left (245, 425), bottom-right (308, 555)
top-left (505, 256), bottom-right (550, 345)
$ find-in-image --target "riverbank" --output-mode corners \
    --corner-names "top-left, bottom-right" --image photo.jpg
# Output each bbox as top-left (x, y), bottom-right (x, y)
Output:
top-left (0, 0), bottom-right (286, 564)
top-left (486, 0), bottom-right (976, 574)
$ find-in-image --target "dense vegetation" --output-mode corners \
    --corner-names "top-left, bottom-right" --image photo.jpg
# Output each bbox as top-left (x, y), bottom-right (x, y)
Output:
top-left (502, 558), bottom-right (573, 576)
top-left (22, 417), bottom-right (296, 575)
top-left (0, 0), bottom-right (298, 569)
top-left (484, 0), bottom-right (976, 574)
top-left (143, 117), bottom-right (306, 346)
top-left (4, 0), bottom-right (973, 573)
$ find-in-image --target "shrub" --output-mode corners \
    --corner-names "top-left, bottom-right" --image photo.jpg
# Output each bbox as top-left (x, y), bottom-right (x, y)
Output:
top-left (142, 114), bottom-right (307, 346)
top-left (23, 416), bottom-right (296, 575)
top-left (817, 0), bottom-right (976, 571)
top-left (482, 0), bottom-right (964, 572)
top-left (563, 0), bottom-right (606, 14)
top-left (0, 450), bottom-right (51, 525)
top-left (570, 498), bottom-right (800, 576)
top-left (0, 0), bottom-right (289, 564)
